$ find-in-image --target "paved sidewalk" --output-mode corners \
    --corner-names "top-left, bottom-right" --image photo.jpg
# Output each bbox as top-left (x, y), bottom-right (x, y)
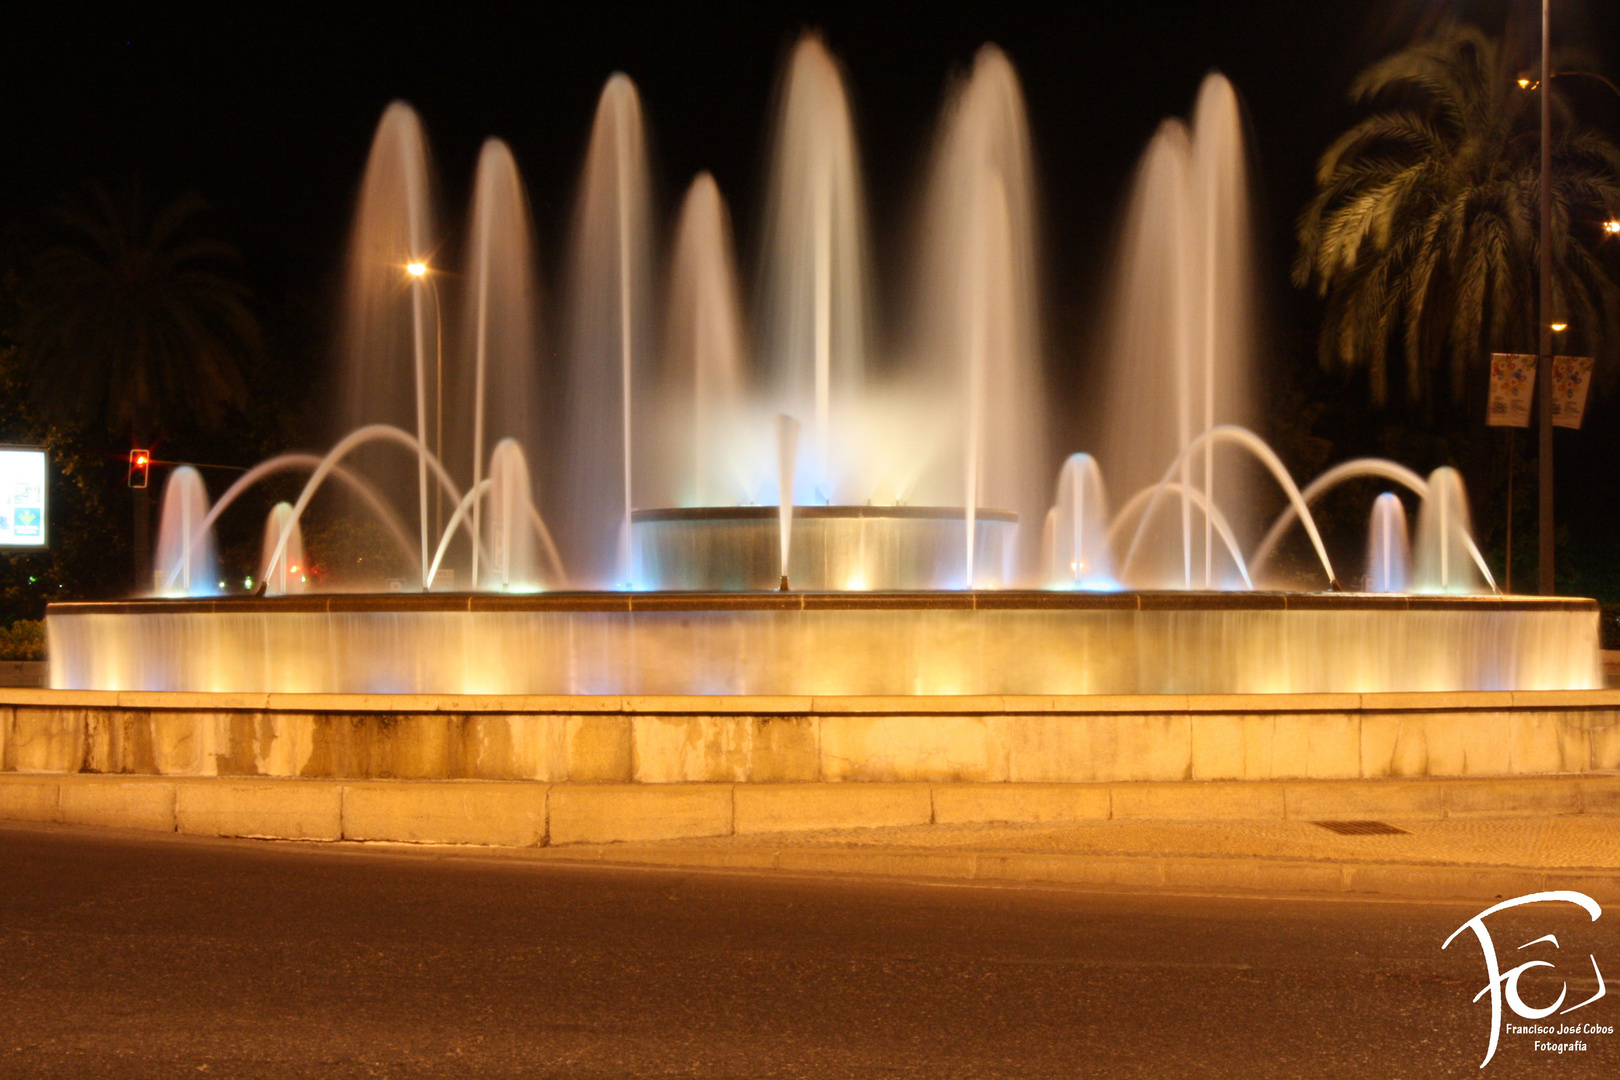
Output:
top-left (520, 813), bottom-right (1620, 902)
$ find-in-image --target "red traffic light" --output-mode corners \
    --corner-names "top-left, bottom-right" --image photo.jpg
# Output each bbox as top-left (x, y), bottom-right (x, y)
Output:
top-left (128, 449), bottom-right (151, 488)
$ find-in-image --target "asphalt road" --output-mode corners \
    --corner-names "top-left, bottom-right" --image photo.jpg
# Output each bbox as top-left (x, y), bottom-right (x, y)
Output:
top-left (0, 823), bottom-right (1615, 1079)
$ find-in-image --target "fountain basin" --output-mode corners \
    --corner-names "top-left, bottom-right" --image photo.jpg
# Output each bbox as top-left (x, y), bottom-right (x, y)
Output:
top-left (46, 592), bottom-right (1600, 696)
top-left (631, 506), bottom-right (1017, 590)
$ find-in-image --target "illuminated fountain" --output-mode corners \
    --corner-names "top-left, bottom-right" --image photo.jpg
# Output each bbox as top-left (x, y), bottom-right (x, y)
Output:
top-left (1365, 493), bottom-right (1410, 594)
top-left (1044, 453), bottom-right (1115, 589)
top-left (152, 467), bottom-right (216, 597)
top-left (1098, 75), bottom-right (1255, 591)
top-left (258, 503), bottom-right (306, 596)
top-left (46, 35), bottom-right (1601, 696)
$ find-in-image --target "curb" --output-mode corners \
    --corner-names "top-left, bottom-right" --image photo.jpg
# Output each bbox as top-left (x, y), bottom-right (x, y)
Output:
top-left (519, 842), bottom-right (1620, 903)
top-left (4, 774), bottom-right (1619, 840)
top-left (2, 773), bottom-right (1618, 903)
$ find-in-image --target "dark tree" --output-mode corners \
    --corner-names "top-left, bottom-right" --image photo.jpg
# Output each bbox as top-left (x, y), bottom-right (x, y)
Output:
top-left (21, 182), bottom-right (262, 584)
top-left (1295, 23), bottom-right (1620, 407)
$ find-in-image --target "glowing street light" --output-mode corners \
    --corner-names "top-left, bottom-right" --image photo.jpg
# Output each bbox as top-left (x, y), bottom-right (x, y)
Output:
top-left (1604, 220), bottom-right (1620, 234)
top-left (1550, 322), bottom-right (1568, 333)
top-left (406, 261), bottom-right (428, 277)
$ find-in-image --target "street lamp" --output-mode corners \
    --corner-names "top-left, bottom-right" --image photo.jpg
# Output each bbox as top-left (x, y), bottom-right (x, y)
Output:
top-left (404, 260), bottom-right (446, 565)
top-left (1519, 30), bottom-right (1620, 594)
top-left (1536, 0), bottom-right (1553, 595)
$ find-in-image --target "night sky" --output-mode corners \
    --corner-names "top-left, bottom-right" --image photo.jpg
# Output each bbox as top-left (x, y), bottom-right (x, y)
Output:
top-left (0, 3), bottom-right (1400, 327)
top-left (3, 1), bottom-right (1618, 593)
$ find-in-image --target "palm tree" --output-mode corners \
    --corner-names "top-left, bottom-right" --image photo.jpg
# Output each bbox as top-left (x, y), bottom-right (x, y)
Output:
top-left (1295, 23), bottom-right (1620, 407)
top-left (24, 181), bottom-right (260, 435)
top-left (22, 181), bottom-right (261, 585)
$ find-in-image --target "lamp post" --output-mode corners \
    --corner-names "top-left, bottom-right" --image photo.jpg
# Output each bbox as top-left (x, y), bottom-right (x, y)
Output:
top-left (1527, 19), bottom-right (1620, 594)
top-left (1536, 0), bottom-right (1554, 595)
top-left (406, 260), bottom-right (446, 578)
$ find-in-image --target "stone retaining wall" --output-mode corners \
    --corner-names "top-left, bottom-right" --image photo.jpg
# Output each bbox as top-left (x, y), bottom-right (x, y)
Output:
top-left (2, 689), bottom-right (1617, 785)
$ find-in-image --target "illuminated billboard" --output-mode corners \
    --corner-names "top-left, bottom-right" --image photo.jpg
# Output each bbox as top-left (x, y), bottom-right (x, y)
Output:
top-left (0, 447), bottom-right (47, 547)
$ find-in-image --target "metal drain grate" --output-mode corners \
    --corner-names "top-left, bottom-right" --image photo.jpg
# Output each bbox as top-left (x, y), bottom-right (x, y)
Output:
top-left (1314, 820), bottom-right (1409, 836)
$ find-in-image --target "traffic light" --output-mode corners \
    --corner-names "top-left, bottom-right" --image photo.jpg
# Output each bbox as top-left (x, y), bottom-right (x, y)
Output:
top-left (128, 449), bottom-right (151, 488)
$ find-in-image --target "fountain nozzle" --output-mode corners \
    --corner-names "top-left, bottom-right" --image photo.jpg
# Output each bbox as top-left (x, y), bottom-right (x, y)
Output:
top-left (778, 575), bottom-right (791, 592)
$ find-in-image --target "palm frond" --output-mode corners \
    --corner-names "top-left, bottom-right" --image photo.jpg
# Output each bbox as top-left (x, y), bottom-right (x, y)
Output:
top-left (1298, 21), bottom-right (1620, 409)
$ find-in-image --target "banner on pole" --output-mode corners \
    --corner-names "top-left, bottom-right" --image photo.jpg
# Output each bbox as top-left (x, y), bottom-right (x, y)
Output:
top-left (1551, 355), bottom-right (1594, 430)
top-left (1487, 353), bottom-right (1536, 427)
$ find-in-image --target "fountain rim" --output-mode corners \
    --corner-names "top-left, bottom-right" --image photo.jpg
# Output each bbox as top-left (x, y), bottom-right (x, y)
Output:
top-left (630, 505), bottom-right (1019, 523)
top-left (46, 591), bottom-right (1598, 617)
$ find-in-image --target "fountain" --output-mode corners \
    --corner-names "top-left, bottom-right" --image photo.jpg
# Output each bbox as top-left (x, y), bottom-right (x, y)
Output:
top-left (337, 101), bottom-right (437, 590)
top-left (758, 34), bottom-right (868, 497)
top-left (1098, 74), bottom-right (1256, 591)
top-left (259, 503), bottom-right (306, 596)
top-left (1365, 493), bottom-right (1411, 594)
top-left (1046, 454), bottom-right (1115, 589)
top-left (153, 467), bottom-right (215, 597)
top-left (560, 73), bottom-right (651, 590)
top-left (660, 172), bottom-right (747, 510)
top-left (1414, 466), bottom-right (1493, 594)
top-left (46, 36), bottom-right (1601, 697)
top-left (463, 139), bottom-right (547, 588)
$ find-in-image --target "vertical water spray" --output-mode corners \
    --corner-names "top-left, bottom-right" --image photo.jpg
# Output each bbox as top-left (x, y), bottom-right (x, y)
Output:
top-left (482, 439), bottom-right (543, 591)
top-left (154, 467), bottom-right (216, 597)
top-left (473, 201), bottom-right (489, 584)
top-left (1199, 125), bottom-right (1217, 590)
top-left (1365, 493), bottom-right (1410, 593)
top-left (463, 139), bottom-right (545, 586)
top-left (615, 104), bottom-right (634, 584)
top-left (561, 74), bottom-right (651, 587)
top-left (339, 102), bottom-right (437, 588)
top-left (1039, 507), bottom-right (1058, 585)
top-left (917, 46), bottom-right (1046, 584)
top-left (761, 33), bottom-right (869, 497)
top-left (1099, 74), bottom-right (1254, 589)
top-left (1191, 76), bottom-right (1252, 589)
top-left (961, 172), bottom-right (994, 586)
top-left (814, 145), bottom-right (831, 473)
top-left (1170, 123), bottom-right (1196, 591)
top-left (662, 173), bottom-right (747, 508)
top-left (776, 414), bottom-right (801, 588)
top-left (1050, 453), bottom-right (1115, 588)
top-left (1414, 467), bottom-right (1489, 594)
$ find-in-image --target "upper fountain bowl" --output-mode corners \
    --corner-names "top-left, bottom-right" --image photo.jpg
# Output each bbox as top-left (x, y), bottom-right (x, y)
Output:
top-left (630, 506), bottom-right (1017, 591)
